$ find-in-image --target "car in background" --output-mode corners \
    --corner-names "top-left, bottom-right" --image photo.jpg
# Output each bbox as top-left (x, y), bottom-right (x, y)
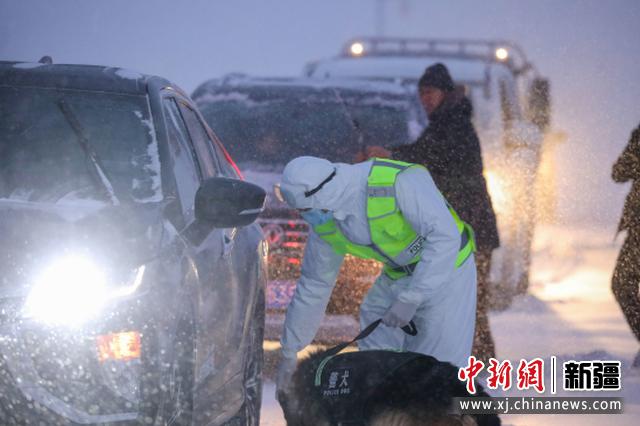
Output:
top-left (192, 75), bottom-right (424, 340)
top-left (305, 37), bottom-right (560, 304)
top-left (0, 60), bottom-right (266, 425)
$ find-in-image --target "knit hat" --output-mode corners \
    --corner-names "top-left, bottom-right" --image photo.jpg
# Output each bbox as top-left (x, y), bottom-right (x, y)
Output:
top-left (418, 63), bottom-right (455, 92)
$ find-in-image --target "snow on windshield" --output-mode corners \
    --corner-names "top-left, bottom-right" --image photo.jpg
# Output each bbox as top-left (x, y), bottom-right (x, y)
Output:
top-left (132, 110), bottom-right (162, 202)
top-left (0, 86), bottom-right (162, 204)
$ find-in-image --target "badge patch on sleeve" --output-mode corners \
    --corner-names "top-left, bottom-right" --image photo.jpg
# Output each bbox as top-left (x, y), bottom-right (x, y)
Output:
top-left (408, 236), bottom-right (426, 255)
top-left (322, 368), bottom-right (352, 397)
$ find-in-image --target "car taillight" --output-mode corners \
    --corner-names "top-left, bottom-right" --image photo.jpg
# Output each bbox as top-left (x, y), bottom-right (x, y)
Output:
top-left (96, 331), bottom-right (141, 363)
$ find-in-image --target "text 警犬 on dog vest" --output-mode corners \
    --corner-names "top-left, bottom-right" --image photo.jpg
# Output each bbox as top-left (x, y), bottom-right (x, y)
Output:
top-left (312, 158), bottom-right (475, 280)
top-left (314, 349), bottom-right (424, 425)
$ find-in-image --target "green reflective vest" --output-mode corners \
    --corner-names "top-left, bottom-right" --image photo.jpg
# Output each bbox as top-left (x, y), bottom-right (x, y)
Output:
top-left (313, 158), bottom-right (476, 280)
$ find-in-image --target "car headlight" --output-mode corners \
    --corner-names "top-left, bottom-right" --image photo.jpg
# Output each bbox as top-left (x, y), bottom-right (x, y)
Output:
top-left (22, 255), bottom-right (146, 327)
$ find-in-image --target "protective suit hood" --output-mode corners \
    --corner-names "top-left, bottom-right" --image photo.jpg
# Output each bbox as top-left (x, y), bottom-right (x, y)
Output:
top-left (280, 156), bottom-right (363, 218)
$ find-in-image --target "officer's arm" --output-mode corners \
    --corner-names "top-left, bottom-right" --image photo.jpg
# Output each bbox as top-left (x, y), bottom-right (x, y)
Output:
top-left (394, 167), bottom-right (460, 305)
top-left (280, 231), bottom-right (344, 359)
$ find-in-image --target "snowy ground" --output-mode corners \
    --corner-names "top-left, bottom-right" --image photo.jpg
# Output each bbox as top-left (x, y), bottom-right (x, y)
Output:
top-left (260, 223), bottom-right (639, 425)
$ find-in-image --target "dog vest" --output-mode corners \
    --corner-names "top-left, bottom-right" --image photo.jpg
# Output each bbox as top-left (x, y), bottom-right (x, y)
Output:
top-left (313, 158), bottom-right (475, 280)
top-left (314, 349), bottom-right (424, 425)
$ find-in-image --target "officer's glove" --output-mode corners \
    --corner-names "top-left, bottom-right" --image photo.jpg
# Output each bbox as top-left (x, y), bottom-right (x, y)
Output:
top-left (382, 299), bottom-right (418, 328)
top-left (275, 351), bottom-right (298, 405)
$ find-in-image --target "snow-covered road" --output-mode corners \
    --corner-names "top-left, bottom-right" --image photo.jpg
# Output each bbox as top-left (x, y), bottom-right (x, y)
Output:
top-left (260, 223), bottom-right (639, 425)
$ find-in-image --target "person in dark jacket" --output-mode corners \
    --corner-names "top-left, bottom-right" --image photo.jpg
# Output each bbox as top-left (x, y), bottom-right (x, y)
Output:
top-left (612, 123), bottom-right (640, 367)
top-left (364, 63), bottom-right (500, 363)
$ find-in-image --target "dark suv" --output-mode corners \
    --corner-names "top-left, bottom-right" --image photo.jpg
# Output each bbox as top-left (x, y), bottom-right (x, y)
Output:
top-left (192, 76), bottom-right (423, 338)
top-left (0, 61), bottom-right (266, 425)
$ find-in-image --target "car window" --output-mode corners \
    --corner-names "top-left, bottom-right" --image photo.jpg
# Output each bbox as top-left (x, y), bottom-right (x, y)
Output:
top-left (0, 86), bottom-right (162, 203)
top-left (211, 138), bottom-right (241, 179)
top-left (163, 98), bottom-right (201, 221)
top-left (177, 102), bottom-right (219, 179)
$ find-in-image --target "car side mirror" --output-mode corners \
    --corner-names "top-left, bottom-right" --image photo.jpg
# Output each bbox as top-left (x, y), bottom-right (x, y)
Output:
top-left (194, 177), bottom-right (265, 228)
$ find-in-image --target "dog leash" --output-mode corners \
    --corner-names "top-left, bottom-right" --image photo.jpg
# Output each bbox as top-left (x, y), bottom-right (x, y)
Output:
top-left (324, 319), bottom-right (418, 357)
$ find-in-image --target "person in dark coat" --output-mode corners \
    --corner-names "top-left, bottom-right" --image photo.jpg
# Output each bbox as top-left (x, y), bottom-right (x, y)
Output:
top-left (364, 63), bottom-right (500, 363)
top-left (611, 123), bottom-right (640, 367)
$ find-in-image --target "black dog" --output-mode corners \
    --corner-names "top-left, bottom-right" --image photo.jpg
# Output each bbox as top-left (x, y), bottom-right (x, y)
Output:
top-left (279, 323), bottom-right (500, 426)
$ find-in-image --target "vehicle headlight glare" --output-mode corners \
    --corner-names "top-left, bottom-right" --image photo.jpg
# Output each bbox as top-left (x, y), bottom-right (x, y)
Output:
top-left (495, 47), bottom-right (509, 61)
top-left (350, 42), bottom-right (365, 56)
top-left (23, 255), bottom-right (146, 327)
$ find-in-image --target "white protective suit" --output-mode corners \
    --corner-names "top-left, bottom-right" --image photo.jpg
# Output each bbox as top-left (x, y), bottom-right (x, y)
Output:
top-left (279, 157), bottom-right (477, 367)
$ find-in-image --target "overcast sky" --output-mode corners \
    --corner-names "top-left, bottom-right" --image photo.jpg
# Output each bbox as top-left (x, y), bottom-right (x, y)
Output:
top-left (2, 0), bottom-right (639, 226)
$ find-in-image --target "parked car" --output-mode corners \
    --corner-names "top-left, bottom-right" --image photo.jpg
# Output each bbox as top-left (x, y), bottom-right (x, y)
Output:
top-left (0, 60), bottom-right (267, 425)
top-left (192, 76), bottom-right (424, 340)
top-left (305, 37), bottom-right (559, 302)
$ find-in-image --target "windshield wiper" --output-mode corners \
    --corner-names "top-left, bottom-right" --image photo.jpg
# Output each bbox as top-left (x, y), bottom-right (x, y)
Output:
top-left (332, 88), bottom-right (365, 154)
top-left (57, 100), bottom-right (120, 205)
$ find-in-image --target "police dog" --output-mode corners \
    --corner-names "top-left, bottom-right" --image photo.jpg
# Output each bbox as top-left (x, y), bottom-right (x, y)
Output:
top-left (279, 349), bottom-right (500, 426)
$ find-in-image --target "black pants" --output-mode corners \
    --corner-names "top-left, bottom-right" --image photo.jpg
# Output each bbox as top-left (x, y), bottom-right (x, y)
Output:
top-left (612, 234), bottom-right (640, 342)
top-left (472, 249), bottom-right (496, 361)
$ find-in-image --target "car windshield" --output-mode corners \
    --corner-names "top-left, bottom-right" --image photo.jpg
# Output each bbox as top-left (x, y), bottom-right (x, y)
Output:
top-left (196, 84), bottom-right (420, 169)
top-left (0, 86), bottom-right (162, 204)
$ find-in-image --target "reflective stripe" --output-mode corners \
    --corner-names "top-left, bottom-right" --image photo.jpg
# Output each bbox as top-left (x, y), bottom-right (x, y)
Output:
top-left (456, 241), bottom-right (473, 267)
top-left (367, 186), bottom-right (396, 198)
top-left (369, 243), bottom-right (401, 268)
top-left (315, 158), bottom-right (477, 280)
top-left (315, 221), bottom-right (338, 237)
top-left (454, 225), bottom-right (476, 267)
top-left (372, 160), bottom-right (409, 170)
top-left (459, 226), bottom-right (469, 250)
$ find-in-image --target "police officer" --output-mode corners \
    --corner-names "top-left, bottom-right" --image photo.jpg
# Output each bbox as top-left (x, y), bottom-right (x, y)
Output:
top-left (274, 156), bottom-right (478, 399)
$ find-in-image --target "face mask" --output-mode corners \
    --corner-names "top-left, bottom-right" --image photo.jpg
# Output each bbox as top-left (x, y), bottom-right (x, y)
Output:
top-left (300, 209), bottom-right (333, 226)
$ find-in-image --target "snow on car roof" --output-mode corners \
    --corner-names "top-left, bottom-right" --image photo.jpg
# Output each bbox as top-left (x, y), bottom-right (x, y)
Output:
top-left (0, 61), bottom-right (165, 95)
top-left (305, 56), bottom-right (510, 85)
top-left (192, 75), bottom-right (412, 99)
